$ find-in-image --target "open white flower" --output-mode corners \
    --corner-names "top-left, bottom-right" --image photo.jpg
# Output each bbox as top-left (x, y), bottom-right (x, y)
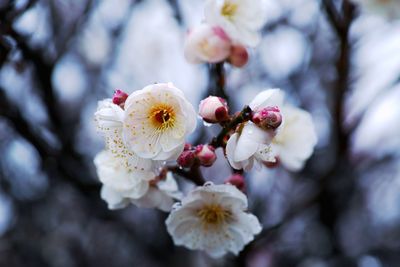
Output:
top-left (123, 83), bottom-right (197, 161)
top-left (351, 0), bottom-right (400, 19)
top-left (166, 183), bottom-right (262, 257)
top-left (204, 0), bottom-right (268, 47)
top-left (94, 150), bottom-right (155, 210)
top-left (132, 172), bottom-right (183, 212)
top-left (271, 105), bottom-right (317, 171)
top-left (94, 99), bottom-right (159, 171)
top-left (226, 89), bottom-right (284, 171)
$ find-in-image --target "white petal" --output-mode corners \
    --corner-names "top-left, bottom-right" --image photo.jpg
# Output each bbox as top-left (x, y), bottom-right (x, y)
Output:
top-left (226, 133), bottom-right (243, 170)
top-left (234, 123), bottom-right (270, 162)
top-left (249, 89), bottom-right (285, 110)
top-left (100, 186), bottom-right (129, 210)
top-left (152, 143), bottom-right (184, 161)
top-left (132, 187), bottom-right (175, 212)
top-left (273, 105), bottom-right (317, 171)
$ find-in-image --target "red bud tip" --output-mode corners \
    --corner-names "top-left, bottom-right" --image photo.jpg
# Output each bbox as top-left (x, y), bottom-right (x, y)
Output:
top-left (252, 106), bottom-right (282, 130)
top-left (225, 174), bottom-right (246, 192)
top-left (112, 89), bottom-right (129, 107)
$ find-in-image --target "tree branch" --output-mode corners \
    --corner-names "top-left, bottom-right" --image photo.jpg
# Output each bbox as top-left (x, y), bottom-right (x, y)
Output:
top-left (210, 105), bottom-right (252, 148)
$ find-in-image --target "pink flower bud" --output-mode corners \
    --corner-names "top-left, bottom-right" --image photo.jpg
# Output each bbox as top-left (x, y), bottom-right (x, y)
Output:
top-left (112, 89), bottom-right (128, 107)
top-left (224, 174), bottom-right (246, 192)
top-left (177, 150), bottom-right (196, 168)
top-left (252, 106), bottom-right (282, 130)
top-left (199, 96), bottom-right (230, 123)
top-left (184, 143), bottom-right (193, 151)
top-left (195, 145), bottom-right (217, 167)
top-left (228, 45), bottom-right (249, 68)
top-left (184, 24), bottom-right (232, 64)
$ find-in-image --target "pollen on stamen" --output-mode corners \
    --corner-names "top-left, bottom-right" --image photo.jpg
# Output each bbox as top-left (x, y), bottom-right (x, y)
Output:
top-left (197, 204), bottom-right (233, 227)
top-left (221, 1), bottom-right (238, 19)
top-left (148, 103), bottom-right (176, 132)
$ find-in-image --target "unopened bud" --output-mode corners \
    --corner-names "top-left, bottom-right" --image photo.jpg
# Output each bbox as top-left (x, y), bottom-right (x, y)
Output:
top-left (225, 174), bottom-right (245, 192)
top-left (112, 89), bottom-right (128, 107)
top-left (195, 144), bottom-right (217, 167)
top-left (228, 45), bottom-right (249, 68)
top-left (177, 150), bottom-right (196, 168)
top-left (184, 143), bottom-right (193, 151)
top-left (199, 96), bottom-right (230, 123)
top-left (252, 106), bottom-right (282, 130)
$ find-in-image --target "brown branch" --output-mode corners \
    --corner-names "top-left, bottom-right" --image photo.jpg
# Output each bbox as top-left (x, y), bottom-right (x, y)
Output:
top-left (0, 87), bottom-right (57, 158)
top-left (208, 62), bottom-right (229, 101)
top-left (317, 0), bottom-right (356, 257)
top-left (321, 0), bottom-right (344, 37)
top-left (169, 164), bottom-right (206, 186)
top-left (209, 105), bottom-right (252, 148)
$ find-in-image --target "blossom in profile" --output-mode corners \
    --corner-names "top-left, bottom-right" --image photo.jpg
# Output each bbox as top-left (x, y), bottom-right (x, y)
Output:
top-left (94, 150), bottom-right (155, 210)
top-left (204, 0), bottom-right (268, 47)
top-left (123, 83), bottom-right (197, 161)
top-left (226, 89), bottom-right (284, 171)
top-left (95, 150), bottom-right (181, 211)
top-left (351, 0), bottom-right (400, 19)
top-left (94, 99), bottom-right (158, 171)
top-left (270, 104), bottom-right (317, 171)
top-left (184, 24), bottom-right (232, 64)
top-left (166, 183), bottom-right (262, 257)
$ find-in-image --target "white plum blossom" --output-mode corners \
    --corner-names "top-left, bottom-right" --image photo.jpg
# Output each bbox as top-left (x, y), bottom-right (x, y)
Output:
top-left (184, 24), bottom-right (232, 64)
top-left (95, 150), bottom-right (181, 211)
top-left (94, 150), bottom-right (156, 210)
top-left (94, 99), bottom-right (160, 171)
top-left (226, 89), bottom-right (284, 171)
top-left (351, 0), bottom-right (400, 19)
top-left (123, 83), bottom-right (197, 161)
top-left (166, 183), bottom-right (262, 257)
top-left (270, 104), bottom-right (318, 171)
top-left (132, 172), bottom-right (183, 212)
top-left (204, 0), bottom-right (268, 47)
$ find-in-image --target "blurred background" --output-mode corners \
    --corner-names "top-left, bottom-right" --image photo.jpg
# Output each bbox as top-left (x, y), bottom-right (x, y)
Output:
top-left (0, 0), bottom-right (400, 266)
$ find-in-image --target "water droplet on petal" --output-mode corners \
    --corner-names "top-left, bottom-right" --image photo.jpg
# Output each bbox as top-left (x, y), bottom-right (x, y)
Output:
top-left (203, 181), bottom-right (214, 187)
top-left (172, 202), bottom-right (182, 210)
top-left (203, 121), bottom-right (213, 127)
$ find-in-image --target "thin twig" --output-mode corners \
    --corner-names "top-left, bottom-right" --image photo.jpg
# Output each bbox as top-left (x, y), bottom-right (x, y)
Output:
top-left (210, 106), bottom-right (253, 148)
top-left (169, 164), bottom-right (206, 186)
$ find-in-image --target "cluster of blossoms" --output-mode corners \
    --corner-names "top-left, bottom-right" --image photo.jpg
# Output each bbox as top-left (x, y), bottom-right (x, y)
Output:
top-left (94, 85), bottom-right (317, 256)
top-left (93, 0), bottom-right (318, 258)
top-left (184, 0), bottom-right (268, 67)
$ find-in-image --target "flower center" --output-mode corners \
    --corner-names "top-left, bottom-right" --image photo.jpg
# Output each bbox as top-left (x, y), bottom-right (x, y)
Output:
top-left (221, 1), bottom-right (238, 19)
top-left (149, 104), bottom-right (175, 132)
top-left (197, 204), bottom-right (232, 225)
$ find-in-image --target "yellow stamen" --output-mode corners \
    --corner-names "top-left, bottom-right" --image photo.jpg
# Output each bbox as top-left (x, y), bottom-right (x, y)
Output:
top-left (221, 1), bottom-right (238, 19)
top-left (148, 103), bottom-right (175, 132)
top-left (197, 204), bottom-right (232, 226)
